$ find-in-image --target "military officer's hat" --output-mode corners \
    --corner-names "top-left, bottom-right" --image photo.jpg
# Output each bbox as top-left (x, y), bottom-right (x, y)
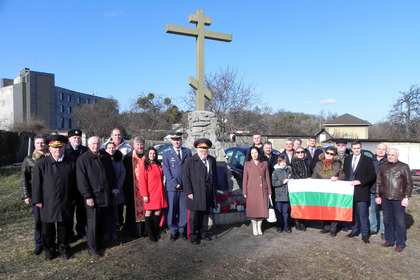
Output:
top-left (194, 138), bottom-right (212, 149)
top-left (169, 132), bottom-right (183, 140)
top-left (45, 135), bottom-right (68, 148)
top-left (68, 129), bottom-right (82, 138)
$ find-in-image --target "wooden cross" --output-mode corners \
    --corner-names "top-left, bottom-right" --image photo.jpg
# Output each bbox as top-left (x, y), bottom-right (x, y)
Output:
top-left (166, 9), bottom-right (232, 111)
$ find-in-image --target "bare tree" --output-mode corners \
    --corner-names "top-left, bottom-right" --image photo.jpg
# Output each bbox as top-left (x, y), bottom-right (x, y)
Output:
top-left (124, 93), bottom-right (183, 140)
top-left (388, 84), bottom-right (420, 140)
top-left (185, 65), bottom-right (261, 139)
top-left (72, 98), bottom-right (121, 138)
top-left (10, 119), bottom-right (51, 135)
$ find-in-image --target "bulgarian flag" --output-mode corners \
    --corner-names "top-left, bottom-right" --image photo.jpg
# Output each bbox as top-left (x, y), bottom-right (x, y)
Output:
top-left (288, 179), bottom-right (354, 222)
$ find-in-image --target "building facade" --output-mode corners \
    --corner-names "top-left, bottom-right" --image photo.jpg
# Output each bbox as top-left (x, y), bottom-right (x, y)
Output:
top-left (0, 68), bottom-right (104, 131)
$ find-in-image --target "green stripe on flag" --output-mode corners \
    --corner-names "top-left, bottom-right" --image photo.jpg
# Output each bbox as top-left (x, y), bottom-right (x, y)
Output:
top-left (289, 192), bottom-right (353, 208)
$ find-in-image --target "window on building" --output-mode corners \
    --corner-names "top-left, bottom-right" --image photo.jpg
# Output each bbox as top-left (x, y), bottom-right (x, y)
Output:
top-left (60, 118), bottom-right (64, 129)
top-left (60, 105), bottom-right (64, 113)
top-left (59, 92), bottom-right (64, 100)
top-left (68, 106), bottom-right (72, 114)
top-left (86, 98), bottom-right (90, 104)
top-left (67, 94), bottom-right (71, 102)
top-left (94, 99), bottom-right (97, 103)
top-left (68, 119), bottom-right (72, 129)
top-left (77, 96), bottom-right (81, 104)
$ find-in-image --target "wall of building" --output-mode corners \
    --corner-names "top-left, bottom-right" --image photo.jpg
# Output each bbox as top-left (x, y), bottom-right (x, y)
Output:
top-left (325, 126), bottom-right (368, 139)
top-left (0, 85), bottom-right (14, 129)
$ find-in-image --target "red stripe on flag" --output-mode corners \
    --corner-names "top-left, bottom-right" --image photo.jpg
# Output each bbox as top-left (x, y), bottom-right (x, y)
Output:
top-left (291, 205), bottom-right (353, 222)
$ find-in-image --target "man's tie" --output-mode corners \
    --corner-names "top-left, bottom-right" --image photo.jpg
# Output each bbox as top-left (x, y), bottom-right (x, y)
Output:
top-left (310, 148), bottom-right (314, 158)
top-left (352, 156), bottom-right (357, 172)
top-left (177, 149), bottom-right (181, 160)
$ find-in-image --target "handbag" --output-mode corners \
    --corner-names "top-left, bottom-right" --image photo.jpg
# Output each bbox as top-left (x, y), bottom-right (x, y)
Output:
top-left (267, 196), bottom-right (277, 223)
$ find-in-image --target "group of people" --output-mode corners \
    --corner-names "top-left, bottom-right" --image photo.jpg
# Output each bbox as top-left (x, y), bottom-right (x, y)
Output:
top-left (242, 134), bottom-right (413, 253)
top-left (21, 128), bottom-right (218, 261)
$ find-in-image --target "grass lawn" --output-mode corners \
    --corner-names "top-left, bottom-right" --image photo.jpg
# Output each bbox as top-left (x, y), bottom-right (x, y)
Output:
top-left (1, 165), bottom-right (420, 280)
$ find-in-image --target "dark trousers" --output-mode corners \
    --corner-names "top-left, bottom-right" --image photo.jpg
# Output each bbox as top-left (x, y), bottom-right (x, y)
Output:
top-left (86, 206), bottom-right (109, 250)
top-left (69, 193), bottom-right (87, 237)
top-left (323, 221), bottom-right (338, 233)
top-left (167, 191), bottom-right (188, 234)
top-left (382, 199), bottom-right (407, 247)
top-left (42, 221), bottom-right (70, 251)
top-left (188, 210), bottom-right (209, 241)
top-left (33, 206), bottom-right (42, 247)
top-left (351, 201), bottom-right (370, 236)
top-left (274, 201), bottom-right (290, 227)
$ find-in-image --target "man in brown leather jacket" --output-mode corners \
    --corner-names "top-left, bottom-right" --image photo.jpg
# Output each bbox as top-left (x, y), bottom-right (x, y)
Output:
top-left (375, 148), bottom-right (413, 253)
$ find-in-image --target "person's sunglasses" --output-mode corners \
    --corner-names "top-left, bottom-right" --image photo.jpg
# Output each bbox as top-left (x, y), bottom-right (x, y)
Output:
top-left (326, 152), bottom-right (335, 156)
top-left (295, 151), bottom-right (305, 154)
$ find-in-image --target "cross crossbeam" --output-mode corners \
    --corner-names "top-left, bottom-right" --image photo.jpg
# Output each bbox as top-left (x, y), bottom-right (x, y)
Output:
top-left (166, 9), bottom-right (232, 110)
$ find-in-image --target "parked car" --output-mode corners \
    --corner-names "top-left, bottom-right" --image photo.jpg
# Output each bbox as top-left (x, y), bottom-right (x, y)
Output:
top-left (225, 146), bottom-right (280, 187)
top-left (411, 169), bottom-right (420, 187)
top-left (154, 143), bottom-right (173, 161)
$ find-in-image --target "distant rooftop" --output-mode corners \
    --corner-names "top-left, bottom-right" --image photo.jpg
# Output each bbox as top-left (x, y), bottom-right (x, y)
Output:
top-left (323, 113), bottom-right (371, 126)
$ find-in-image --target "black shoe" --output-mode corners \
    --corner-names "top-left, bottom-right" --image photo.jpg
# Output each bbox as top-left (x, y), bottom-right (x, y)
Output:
top-left (330, 232), bottom-right (337, 237)
top-left (320, 229), bottom-right (329, 234)
top-left (276, 227), bottom-right (283, 233)
top-left (201, 234), bottom-right (212, 241)
top-left (190, 239), bottom-right (200, 245)
top-left (181, 232), bottom-right (188, 240)
top-left (32, 246), bottom-right (43, 256)
top-left (44, 249), bottom-right (55, 261)
top-left (362, 236), bottom-right (370, 244)
top-left (346, 231), bottom-right (360, 238)
top-left (88, 248), bottom-right (100, 258)
top-left (170, 233), bottom-right (178, 241)
top-left (61, 251), bottom-right (72, 260)
top-left (300, 224), bottom-right (307, 231)
top-left (370, 230), bottom-right (378, 235)
top-left (284, 226), bottom-right (292, 233)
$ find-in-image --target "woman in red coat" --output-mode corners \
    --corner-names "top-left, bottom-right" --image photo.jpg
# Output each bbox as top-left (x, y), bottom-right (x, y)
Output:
top-left (243, 147), bottom-right (272, 236)
top-left (139, 147), bottom-right (168, 242)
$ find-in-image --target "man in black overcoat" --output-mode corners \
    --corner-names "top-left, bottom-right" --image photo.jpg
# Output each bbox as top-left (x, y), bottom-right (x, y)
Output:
top-left (342, 141), bottom-right (376, 244)
top-left (76, 136), bottom-right (116, 258)
top-left (65, 129), bottom-right (89, 241)
top-left (32, 135), bottom-right (76, 261)
top-left (182, 138), bottom-right (218, 245)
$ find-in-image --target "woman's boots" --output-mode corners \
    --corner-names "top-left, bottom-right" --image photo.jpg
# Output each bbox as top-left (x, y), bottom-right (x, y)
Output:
top-left (251, 219), bottom-right (258, 236)
top-left (256, 219), bottom-right (263, 235)
top-left (145, 215), bottom-right (161, 242)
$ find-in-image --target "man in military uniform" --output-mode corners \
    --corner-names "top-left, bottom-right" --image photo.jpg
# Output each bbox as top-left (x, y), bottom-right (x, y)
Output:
top-left (65, 129), bottom-right (88, 241)
top-left (32, 135), bottom-right (77, 260)
top-left (162, 132), bottom-right (192, 241)
top-left (182, 138), bottom-right (218, 245)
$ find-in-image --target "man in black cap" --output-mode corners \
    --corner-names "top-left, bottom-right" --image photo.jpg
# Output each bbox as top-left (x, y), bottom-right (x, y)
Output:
top-left (335, 139), bottom-right (350, 164)
top-left (182, 138), bottom-right (218, 245)
top-left (32, 135), bottom-right (77, 260)
top-left (65, 129), bottom-right (88, 241)
top-left (162, 132), bottom-right (192, 241)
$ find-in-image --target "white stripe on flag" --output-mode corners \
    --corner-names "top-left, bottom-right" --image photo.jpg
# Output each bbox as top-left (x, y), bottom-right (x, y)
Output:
top-left (288, 179), bottom-right (354, 196)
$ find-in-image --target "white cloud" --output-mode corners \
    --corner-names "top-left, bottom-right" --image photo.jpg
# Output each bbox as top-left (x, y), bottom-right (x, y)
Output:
top-left (302, 100), bottom-right (311, 105)
top-left (318, 99), bottom-right (337, 104)
top-left (104, 10), bottom-right (124, 18)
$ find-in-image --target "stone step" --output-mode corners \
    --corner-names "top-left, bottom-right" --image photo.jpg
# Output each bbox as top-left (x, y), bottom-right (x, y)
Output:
top-left (209, 210), bottom-right (249, 226)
